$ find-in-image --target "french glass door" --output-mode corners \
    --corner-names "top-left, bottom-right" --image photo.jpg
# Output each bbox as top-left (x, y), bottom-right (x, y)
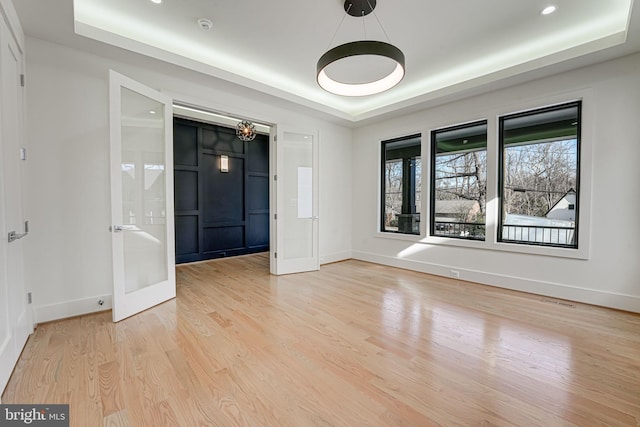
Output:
top-left (109, 71), bottom-right (175, 322)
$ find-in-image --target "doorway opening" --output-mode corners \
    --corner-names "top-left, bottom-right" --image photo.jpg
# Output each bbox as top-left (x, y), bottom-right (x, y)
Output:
top-left (172, 104), bottom-right (271, 264)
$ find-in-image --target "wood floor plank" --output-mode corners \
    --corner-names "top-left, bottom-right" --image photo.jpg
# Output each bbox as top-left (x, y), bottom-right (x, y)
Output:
top-left (3, 253), bottom-right (640, 426)
top-left (103, 410), bottom-right (130, 427)
top-left (98, 361), bottom-right (125, 417)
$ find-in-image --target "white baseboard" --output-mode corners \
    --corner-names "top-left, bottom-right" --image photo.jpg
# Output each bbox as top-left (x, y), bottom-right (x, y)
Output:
top-left (34, 294), bottom-right (112, 324)
top-left (352, 250), bottom-right (640, 313)
top-left (33, 251), bottom-right (639, 323)
top-left (320, 250), bottom-right (352, 265)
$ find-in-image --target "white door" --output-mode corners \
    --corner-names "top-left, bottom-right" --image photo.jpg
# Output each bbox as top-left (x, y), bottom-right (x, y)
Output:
top-left (272, 129), bottom-right (319, 275)
top-left (0, 21), bottom-right (31, 397)
top-left (109, 71), bottom-right (175, 322)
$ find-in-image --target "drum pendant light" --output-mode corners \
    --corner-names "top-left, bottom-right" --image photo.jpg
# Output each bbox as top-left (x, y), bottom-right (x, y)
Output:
top-left (317, 0), bottom-right (405, 97)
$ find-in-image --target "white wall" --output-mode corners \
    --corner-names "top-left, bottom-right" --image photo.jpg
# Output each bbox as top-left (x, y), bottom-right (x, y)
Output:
top-left (23, 34), bottom-right (640, 321)
top-left (24, 37), bottom-right (352, 323)
top-left (352, 53), bottom-right (640, 313)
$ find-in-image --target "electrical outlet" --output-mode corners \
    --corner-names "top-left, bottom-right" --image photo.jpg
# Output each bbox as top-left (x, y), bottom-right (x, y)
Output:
top-left (449, 270), bottom-right (460, 279)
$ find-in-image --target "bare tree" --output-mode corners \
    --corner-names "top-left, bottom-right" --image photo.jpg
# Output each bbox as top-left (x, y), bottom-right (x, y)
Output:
top-left (435, 149), bottom-right (487, 219)
top-left (384, 160), bottom-right (402, 228)
top-left (384, 158), bottom-right (422, 229)
top-left (504, 139), bottom-right (576, 217)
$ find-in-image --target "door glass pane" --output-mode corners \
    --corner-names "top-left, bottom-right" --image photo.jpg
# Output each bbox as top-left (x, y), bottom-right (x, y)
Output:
top-left (121, 87), bottom-right (168, 293)
top-left (282, 132), bottom-right (313, 260)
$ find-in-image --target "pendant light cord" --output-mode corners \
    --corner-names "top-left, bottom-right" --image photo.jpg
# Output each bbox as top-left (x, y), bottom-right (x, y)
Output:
top-left (327, 2), bottom-right (392, 47)
top-left (362, 10), bottom-right (367, 39)
top-left (326, 3), bottom-right (352, 50)
top-left (367, 0), bottom-right (392, 42)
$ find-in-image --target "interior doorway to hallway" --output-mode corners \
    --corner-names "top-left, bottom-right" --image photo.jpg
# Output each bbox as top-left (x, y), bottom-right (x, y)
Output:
top-left (172, 105), bottom-right (271, 264)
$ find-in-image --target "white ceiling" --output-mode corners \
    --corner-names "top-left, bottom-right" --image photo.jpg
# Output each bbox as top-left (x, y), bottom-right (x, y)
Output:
top-left (12, 0), bottom-right (640, 123)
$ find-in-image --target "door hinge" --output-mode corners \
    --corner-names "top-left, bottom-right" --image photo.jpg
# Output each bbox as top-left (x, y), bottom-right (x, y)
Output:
top-left (274, 213), bottom-right (277, 220)
top-left (27, 292), bottom-right (32, 304)
top-left (20, 74), bottom-right (25, 87)
top-left (274, 252), bottom-right (277, 259)
top-left (19, 147), bottom-right (27, 160)
top-left (274, 174), bottom-right (277, 181)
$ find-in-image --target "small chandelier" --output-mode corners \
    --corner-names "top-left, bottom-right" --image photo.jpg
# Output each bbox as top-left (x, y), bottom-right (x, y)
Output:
top-left (236, 120), bottom-right (256, 141)
top-left (317, 0), bottom-right (405, 97)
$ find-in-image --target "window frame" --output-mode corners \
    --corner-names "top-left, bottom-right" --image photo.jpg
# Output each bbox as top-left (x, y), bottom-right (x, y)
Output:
top-left (497, 101), bottom-right (582, 249)
top-left (430, 120), bottom-right (488, 241)
top-left (380, 134), bottom-right (422, 235)
top-left (374, 94), bottom-right (592, 260)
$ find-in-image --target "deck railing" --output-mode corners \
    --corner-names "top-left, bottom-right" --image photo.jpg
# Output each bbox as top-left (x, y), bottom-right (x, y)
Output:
top-left (433, 222), bottom-right (575, 246)
top-left (501, 224), bottom-right (575, 246)
top-left (433, 221), bottom-right (485, 240)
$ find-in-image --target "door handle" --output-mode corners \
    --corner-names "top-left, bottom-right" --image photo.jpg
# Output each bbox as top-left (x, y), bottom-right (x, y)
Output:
top-left (312, 216), bottom-right (319, 221)
top-left (7, 221), bottom-right (28, 243)
top-left (8, 230), bottom-right (27, 243)
top-left (109, 225), bottom-right (137, 232)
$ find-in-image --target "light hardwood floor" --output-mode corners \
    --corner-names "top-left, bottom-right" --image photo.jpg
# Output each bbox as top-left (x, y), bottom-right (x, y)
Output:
top-left (3, 253), bottom-right (640, 426)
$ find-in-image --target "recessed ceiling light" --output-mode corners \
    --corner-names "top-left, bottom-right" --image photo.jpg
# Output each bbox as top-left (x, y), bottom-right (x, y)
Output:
top-left (540, 5), bottom-right (556, 15)
top-left (149, 110), bottom-right (156, 114)
top-left (150, 0), bottom-right (162, 4)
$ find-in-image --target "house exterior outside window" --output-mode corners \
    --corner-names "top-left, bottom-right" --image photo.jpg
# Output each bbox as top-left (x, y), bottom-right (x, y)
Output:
top-left (381, 135), bottom-right (421, 235)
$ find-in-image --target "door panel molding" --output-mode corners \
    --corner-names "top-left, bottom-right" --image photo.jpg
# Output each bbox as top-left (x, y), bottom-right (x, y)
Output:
top-left (271, 128), bottom-right (320, 275)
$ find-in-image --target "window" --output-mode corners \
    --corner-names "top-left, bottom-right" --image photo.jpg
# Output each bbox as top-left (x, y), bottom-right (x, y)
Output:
top-left (431, 121), bottom-right (487, 240)
top-left (499, 102), bottom-right (580, 248)
top-left (381, 135), bottom-right (421, 234)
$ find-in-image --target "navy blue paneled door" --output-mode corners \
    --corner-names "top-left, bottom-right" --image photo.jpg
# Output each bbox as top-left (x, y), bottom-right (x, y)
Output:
top-left (173, 117), bottom-right (269, 264)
